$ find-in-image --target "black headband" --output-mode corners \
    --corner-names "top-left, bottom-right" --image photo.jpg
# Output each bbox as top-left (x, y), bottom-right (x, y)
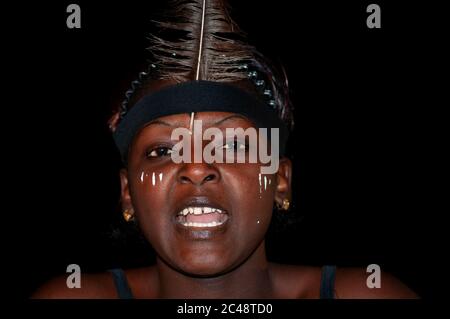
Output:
top-left (113, 80), bottom-right (289, 161)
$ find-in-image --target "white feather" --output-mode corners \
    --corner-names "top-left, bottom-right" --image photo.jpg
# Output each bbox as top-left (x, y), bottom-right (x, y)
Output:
top-left (195, 0), bottom-right (207, 80)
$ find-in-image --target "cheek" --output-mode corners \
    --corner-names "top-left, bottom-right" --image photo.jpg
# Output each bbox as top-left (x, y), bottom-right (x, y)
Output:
top-left (129, 166), bottom-right (185, 260)
top-left (128, 167), bottom-right (174, 231)
top-left (223, 165), bottom-right (276, 227)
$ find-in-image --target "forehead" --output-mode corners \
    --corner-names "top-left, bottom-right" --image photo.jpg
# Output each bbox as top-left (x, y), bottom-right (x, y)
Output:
top-left (145, 111), bottom-right (255, 128)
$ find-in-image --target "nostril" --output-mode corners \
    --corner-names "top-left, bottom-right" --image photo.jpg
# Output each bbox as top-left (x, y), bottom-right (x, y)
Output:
top-left (179, 176), bottom-right (191, 183)
top-left (204, 174), bottom-right (216, 182)
top-left (177, 166), bottom-right (220, 185)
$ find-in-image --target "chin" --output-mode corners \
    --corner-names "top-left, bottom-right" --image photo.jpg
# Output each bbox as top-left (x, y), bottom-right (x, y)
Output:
top-left (181, 266), bottom-right (228, 278)
top-left (176, 253), bottom-right (232, 278)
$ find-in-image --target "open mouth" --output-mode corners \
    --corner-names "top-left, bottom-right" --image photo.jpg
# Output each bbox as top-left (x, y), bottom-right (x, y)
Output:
top-left (175, 206), bottom-right (229, 228)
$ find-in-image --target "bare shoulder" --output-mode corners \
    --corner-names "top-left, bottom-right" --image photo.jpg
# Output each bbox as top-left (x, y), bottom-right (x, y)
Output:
top-left (335, 267), bottom-right (418, 299)
top-left (31, 266), bottom-right (159, 299)
top-left (269, 263), bottom-right (418, 299)
top-left (31, 271), bottom-right (118, 299)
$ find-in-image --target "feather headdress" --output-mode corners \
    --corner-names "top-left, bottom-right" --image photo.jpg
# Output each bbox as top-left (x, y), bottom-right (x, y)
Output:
top-left (149, 0), bottom-right (254, 82)
top-left (110, 0), bottom-right (294, 132)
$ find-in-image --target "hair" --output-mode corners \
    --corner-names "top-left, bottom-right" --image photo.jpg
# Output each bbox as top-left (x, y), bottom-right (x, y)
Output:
top-left (108, 0), bottom-right (294, 134)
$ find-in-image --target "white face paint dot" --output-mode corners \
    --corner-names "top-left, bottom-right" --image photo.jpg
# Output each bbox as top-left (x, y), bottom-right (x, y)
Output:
top-left (140, 172), bottom-right (144, 183)
top-left (152, 172), bottom-right (156, 186)
top-left (159, 172), bottom-right (163, 182)
top-left (257, 220), bottom-right (260, 224)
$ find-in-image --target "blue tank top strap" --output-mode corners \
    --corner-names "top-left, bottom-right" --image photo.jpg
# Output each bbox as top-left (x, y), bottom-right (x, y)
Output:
top-left (109, 268), bottom-right (134, 299)
top-left (320, 265), bottom-right (336, 299)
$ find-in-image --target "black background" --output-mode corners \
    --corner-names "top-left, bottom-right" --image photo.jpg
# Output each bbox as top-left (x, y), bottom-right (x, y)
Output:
top-left (8, 0), bottom-right (443, 301)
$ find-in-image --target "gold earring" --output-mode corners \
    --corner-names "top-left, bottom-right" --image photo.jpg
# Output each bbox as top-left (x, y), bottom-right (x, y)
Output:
top-left (277, 198), bottom-right (290, 211)
top-left (123, 208), bottom-right (134, 222)
top-left (282, 198), bottom-right (290, 211)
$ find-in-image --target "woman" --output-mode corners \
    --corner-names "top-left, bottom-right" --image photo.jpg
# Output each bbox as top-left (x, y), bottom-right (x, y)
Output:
top-left (33, 0), bottom-right (417, 299)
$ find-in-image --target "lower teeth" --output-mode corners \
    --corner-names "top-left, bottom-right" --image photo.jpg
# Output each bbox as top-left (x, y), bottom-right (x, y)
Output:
top-left (181, 221), bottom-right (223, 227)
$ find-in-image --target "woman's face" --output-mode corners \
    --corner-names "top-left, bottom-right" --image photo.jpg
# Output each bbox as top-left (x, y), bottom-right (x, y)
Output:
top-left (120, 111), bottom-right (291, 276)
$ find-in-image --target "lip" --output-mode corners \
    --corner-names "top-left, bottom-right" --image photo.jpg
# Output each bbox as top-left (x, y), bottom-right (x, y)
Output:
top-left (173, 196), bottom-right (231, 234)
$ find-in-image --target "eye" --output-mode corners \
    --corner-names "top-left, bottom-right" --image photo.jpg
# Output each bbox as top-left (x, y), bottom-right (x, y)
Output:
top-left (146, 146), bottom-right (173, 158)
top-left (221, 139), bottom-right (248, 151)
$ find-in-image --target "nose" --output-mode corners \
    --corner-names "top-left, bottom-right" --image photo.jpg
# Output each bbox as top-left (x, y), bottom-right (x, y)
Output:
top-left (177, 162), bottom-right (220, 186)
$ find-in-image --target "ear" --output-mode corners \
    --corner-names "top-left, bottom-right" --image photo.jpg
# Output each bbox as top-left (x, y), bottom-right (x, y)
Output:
top-left (119, 168), bottom-right (133, 211)
top-left (274, 157), bottom-right (292, 207)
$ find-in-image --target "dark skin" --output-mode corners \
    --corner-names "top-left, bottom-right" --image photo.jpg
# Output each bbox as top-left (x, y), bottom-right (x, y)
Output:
top-left (32, 112), bottom-right (418, 299)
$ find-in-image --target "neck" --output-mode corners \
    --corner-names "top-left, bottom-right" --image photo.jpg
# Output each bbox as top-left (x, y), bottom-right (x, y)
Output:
top-left (155, 242), bottom-right (274, 298)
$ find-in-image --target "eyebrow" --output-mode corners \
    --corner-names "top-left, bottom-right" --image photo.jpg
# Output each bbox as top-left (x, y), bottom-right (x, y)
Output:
top-left (144, 119), bottom-right (173, 127)
top-left (213, 114), bottom-right (250, 126)
top-left (144, 114), bottom-right (251, 128)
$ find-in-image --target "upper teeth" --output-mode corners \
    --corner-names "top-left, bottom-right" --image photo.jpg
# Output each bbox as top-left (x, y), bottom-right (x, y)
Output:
top-left (179, 206), bottom-right (224, 216)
